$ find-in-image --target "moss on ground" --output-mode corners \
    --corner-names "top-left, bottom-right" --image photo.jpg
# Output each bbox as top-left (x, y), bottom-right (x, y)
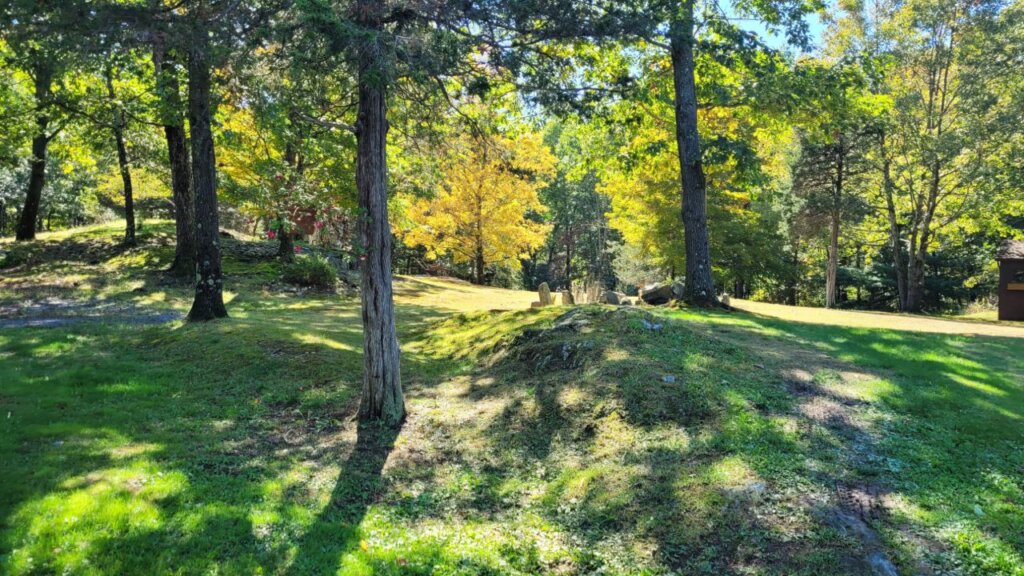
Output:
top-left (0, 224), bottom-right (1022, 575)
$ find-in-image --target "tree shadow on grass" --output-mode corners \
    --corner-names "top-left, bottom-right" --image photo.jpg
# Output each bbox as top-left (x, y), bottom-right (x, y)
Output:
top-left (286, 422), bottom-right (400, 575)
top-left (682, 307), bottom-right (1024, 565)
top-left (0, 296), bottom-right (441, 575)
top-left (430, 305), bottom-right (989, 573)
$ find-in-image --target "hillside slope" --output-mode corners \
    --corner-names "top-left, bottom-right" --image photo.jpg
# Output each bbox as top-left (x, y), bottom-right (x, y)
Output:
top-left (1, 224), bottom-right (1022, 575)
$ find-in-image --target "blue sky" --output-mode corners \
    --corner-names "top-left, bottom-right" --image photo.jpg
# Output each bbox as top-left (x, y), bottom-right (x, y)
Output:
top-left (727, 2), bottom-right (829, 55)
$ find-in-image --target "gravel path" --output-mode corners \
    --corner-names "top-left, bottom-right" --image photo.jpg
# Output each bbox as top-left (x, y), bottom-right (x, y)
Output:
top-left (0, 297), bottom-right (183, 328)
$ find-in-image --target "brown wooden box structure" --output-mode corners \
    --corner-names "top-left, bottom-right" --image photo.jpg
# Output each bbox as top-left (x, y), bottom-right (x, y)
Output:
top-left (997, 240), bottom-right (1024, 321)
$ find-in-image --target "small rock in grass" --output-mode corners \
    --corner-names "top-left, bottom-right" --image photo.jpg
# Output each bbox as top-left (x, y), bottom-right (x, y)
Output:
top-left (662, 375), bottom-right (676, 383)
top-left (641, 319), bottom-right (663, 331)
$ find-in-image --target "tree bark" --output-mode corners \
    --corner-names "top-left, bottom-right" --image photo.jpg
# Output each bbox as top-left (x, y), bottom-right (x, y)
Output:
top-left (825, 138), bottom-right (844, 309)
top-left (879, 135), bottom-right (907, 311)
top-left (825, 210), bottom-right (840, 308)
top-left (355, 0), bottom-right (405, 427)
top-left (16, 64), bottom-right (54, 242)
top-left (186, 26), bottom-right (227, 321)
top-left (904, 27), bottom-right (954, 313)
top-left (278, 226), bottom-right (295, 261)
top-left (787, 241), bottom-right (799, 305)
top-left (564, 230), bottom-right (573, 287)
top-left (474, 242), bottom-right (485, 285)
top-left (154, 44), bottom-right (196, 278)
top-left (905, 160), bottom-right (940, 313)
top-left (278, 144), bottom-right (301, 262)
top-left (669, 6), bottom-right (717, 306)
top-left (105, 67), bottom-right (136, 246)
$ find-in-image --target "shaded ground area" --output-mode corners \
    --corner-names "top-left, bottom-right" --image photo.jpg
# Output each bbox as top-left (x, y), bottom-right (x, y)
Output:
top-left (1, 224), bottom-right (1022, 575)
top-left (0, 297), bottom-right (183, 328)
top-left (732, 298), bottom-right (1024, 338)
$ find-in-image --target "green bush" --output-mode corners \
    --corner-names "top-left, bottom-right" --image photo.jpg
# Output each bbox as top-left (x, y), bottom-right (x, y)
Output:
top-left (282, 254), bottom-right (337, 288)
top-left (0, 245), bottom-right (33, 269)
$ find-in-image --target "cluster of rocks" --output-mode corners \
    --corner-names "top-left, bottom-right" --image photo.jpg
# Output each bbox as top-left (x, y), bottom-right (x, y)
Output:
top-left (528, 280), bottom-right (688, 308)
top-left (598, 290), bottom-right (633, 306)
top-left (639, 279), bottom-right (685, 305)
top-left (506, 308), bottom-right (595, 371)
top-left (530, 282), bottom-right (574, 308)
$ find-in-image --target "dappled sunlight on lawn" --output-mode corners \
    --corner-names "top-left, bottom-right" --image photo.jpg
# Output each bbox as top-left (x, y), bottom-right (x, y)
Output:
top-left (3, 225), bottom-right (1022, 574)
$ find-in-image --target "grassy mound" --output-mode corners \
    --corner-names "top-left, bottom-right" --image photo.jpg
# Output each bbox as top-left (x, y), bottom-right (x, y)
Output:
top-left (1, 224), bottom-right (1022, 575)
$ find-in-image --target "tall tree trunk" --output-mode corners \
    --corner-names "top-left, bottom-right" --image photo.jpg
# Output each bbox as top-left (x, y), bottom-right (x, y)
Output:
top-left (826, 211), bottom-right (840, 308)
top-left (787, 241), bottom-right (799, 306)
top-left (880, 139), bottom-right (907, 311)
top-left (16, 64), bottom-right (54, 242)
top-left (355, 0), bottom-right (404, 427)
top-left (154, 44), bottom-right (196, 278)
top-left (825, 140), bottom-right (844, 309)
top-left (106, 67), bottom-right (136, 245)
top-left (905, 28), bottom-right (953, 314)
top-left (905, 160), bottom-right (940, 313)
top-left (669, 6), bottom-right (716, 306)
top-left (564, 230), bottom-right (572, 287)
top-left (186, 26), bottom-right (227, 321)
top-left (278, 144), bottom-right (300, 262)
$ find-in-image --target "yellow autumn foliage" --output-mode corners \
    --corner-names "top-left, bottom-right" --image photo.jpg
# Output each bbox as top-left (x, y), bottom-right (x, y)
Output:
top-left (402, 133), bottom-right (555, 274)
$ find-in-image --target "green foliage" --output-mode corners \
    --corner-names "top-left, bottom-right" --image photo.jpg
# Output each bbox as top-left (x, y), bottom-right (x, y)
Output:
top-left (282, 253), bottom-right (337, 288)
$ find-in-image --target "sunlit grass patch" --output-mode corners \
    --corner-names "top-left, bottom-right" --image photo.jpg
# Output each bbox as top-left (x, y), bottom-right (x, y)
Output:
top-left (2, 225), bottom-right (1023, 575)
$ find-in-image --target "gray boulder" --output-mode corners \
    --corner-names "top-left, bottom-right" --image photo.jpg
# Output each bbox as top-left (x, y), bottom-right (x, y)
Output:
top-left (538, 282), bottom-right (553, 306)
top-left (671, 279), bottom-right (686, 299)
top-left (599, 290), bottom-right (620, 305)
top-left (641, 284), bottom-right (674, 305)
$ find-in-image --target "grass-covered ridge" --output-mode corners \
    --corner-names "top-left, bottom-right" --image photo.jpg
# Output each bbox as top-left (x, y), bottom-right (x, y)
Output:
top-left (1, 224), bottom-right (1022, 575)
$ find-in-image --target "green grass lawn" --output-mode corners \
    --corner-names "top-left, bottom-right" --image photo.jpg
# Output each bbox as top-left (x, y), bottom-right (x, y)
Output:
top-left (1, 224), bottom-right (1022, 575)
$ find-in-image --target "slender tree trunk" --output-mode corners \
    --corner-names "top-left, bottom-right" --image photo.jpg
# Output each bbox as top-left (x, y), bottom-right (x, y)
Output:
top-left (669, 6), bottom-right (716, 306)
top-left (825, 211), bottom-right (840, 308)
top-left (355, 0), bottom-right (404, 427)
top-left (474, 241), bottom-right (485, 285)
top-left (825, 140), bottom-right (844, 309)
top-left (905, 161), bottom-right (940, 313)
top-left (165, 122), bottom-right (195, 273)
top-left (16, 65), bottom-right (54, 242)
top-left (278, 222), bottom-right (295, 261)
top-left (278, 144), bottom-right (301, 262)
top-left (154, 44), bottom-right (196, 277)
top-left (564, 231), bottom-right (572, 286)
top-left (186, 26), bottom-right (227, 321)
top-left (787, 242), bottom-right (799, 306)
top-left (880, 143), bottom-right (907, 311)
top-left (106, 68), bottom-right (136, 245)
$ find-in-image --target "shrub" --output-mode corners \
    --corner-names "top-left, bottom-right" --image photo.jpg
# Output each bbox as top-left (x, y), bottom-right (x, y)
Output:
top-left (282, 254), bottom-right (337, 288)
top-left (0, 245), bottom-right (33, 269)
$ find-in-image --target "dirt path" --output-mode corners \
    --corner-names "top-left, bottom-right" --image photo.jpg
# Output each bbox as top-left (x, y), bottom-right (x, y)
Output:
top-left (732, 298), bottom-right (1024, 338)
top-left (0, 297), bottom-right (183, 328)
